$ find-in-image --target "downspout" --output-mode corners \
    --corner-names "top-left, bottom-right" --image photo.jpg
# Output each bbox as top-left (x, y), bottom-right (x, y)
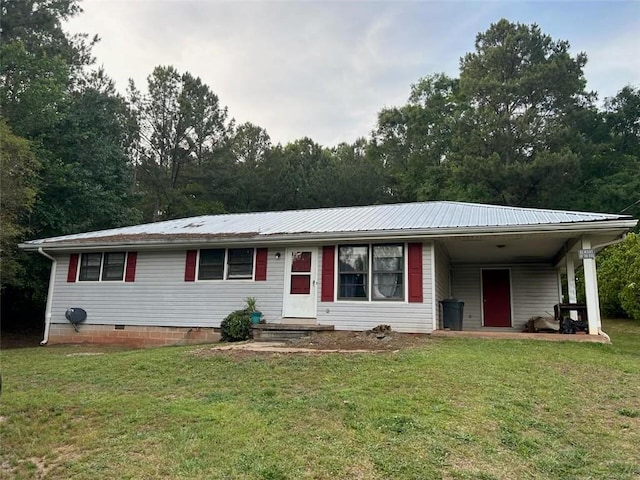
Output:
top-left (37, 247), bottom-right (56, 345)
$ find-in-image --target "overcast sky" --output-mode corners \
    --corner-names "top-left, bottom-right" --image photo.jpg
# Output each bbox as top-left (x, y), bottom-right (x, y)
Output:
top-left (65, 1), bottom-right (640, 147)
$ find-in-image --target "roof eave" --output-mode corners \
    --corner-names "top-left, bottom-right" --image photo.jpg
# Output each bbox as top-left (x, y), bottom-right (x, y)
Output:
top-left (18, 219), bottom-right (637, 252)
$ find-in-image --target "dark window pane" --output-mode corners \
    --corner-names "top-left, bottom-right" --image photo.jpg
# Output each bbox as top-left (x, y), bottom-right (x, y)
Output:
top-left (102, 252), bottom-right (126, 281)
top-left (199, 249), bottom-right (224, 280)
top-left (227, 248), bottom-right (254, 279)
top-left (79, 253), bottom-right (102, 281)
top-left (338, 273), bottom-right (368, 299)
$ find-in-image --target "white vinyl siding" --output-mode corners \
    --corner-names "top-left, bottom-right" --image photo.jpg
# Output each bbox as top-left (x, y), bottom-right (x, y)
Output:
top-left (434, 242), bottom-right (451, 329)
top-left (50, 250), bottom-right (284, 327)
top-left (451, 264), bottom-right (561, 331)
top-left (49, 242), bottom-right (436, 333)
top-left (317, 241), bottom-right (434, 333)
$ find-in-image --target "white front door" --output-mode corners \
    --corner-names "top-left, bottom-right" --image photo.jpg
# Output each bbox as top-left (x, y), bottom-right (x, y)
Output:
top-left (283, 248), bottom-right (318, 318)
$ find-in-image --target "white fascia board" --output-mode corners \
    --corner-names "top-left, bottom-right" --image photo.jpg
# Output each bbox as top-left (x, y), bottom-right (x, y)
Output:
top-left (18, 219), bottom-right (638, 252)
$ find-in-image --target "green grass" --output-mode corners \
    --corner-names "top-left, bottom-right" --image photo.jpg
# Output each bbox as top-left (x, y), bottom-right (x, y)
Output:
top-left (1, 319), bottom-right (639, 479)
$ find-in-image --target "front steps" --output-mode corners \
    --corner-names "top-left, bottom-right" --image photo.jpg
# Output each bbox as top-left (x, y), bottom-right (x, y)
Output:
top-left (252, 323), bottom-right (335, 342)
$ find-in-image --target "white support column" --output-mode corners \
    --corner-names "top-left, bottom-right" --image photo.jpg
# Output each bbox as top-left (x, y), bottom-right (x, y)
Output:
top-left (581, 237), bottom-right (601, 335)
top-left (566, 254), bottom-right (578, 320)
top-left (556, 269), bottom-right (563, 304)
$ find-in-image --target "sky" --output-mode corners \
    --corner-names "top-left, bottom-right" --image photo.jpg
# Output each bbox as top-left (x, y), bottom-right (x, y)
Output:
top-left (65, 0), bottom-right (640, 147)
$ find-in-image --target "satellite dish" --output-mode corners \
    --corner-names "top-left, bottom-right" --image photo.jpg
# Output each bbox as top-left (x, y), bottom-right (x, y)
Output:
top-left (65, 308), bottom-right (87, 332)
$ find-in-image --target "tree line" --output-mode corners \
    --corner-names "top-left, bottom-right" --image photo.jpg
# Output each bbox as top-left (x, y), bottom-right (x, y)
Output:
top-left (1, 1), bottom-right (638, 323)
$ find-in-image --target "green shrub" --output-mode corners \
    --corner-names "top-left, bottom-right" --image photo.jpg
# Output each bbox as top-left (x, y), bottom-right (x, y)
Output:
top-left (597, 233), bottom-right (640, 320)
top-left (220, 309), bottom-right (252, 342)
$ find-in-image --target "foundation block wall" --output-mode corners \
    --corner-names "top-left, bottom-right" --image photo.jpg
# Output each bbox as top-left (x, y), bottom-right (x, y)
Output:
top-left (47, 324), bottom-right (221, 347)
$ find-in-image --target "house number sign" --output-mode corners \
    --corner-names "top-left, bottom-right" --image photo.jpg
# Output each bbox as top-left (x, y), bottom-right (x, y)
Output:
top-left (578, 249), bottom-right (595, 259)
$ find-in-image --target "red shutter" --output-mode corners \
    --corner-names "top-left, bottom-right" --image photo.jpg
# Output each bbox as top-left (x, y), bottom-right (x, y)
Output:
top-left (67, 254), bottom-right (79, 282)
top-left (255, 248), bottom-right (268, 281)
top-left (321, 246), bottom-right (335, 302)
top-left (408, 243), bottom-right (423, 303)
top-left (125, 252), bottom-right (137, 282)
top-left (185, 250), bottom-right (197, 282)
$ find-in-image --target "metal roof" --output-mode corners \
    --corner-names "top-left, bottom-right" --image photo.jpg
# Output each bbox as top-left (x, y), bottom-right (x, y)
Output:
top-left (21, 201), bottom-right (635, 248)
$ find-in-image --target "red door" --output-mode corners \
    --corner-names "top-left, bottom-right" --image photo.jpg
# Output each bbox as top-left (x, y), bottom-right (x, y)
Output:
top-left (482, 269), bottom-right (511, 327)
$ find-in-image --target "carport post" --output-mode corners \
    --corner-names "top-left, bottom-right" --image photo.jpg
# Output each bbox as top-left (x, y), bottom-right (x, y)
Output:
top-left (566, 254), bottom-right (578, 320)
top-left (581, 237), bottom-right (601, 335)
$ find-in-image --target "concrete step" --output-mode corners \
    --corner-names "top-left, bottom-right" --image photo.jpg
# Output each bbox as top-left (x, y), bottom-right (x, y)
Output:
top-left (251, 323), bottom-right (334, 342)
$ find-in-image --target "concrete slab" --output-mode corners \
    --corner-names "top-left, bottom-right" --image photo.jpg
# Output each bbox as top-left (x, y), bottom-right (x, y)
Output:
top-left (430, 330), bottom-right (610, 343)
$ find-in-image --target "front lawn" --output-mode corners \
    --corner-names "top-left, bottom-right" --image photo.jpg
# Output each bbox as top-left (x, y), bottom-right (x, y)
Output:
top-left (1, 319), bottom-right (639, 479)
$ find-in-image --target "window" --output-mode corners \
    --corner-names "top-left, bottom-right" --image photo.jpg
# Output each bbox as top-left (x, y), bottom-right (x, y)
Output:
top-left (79, 253), bottom-right (102, 281)
top-left (78, 252), bottom-right (126, 281)
top-left (227, 248), bottom-right (254, 279)
top-left (338, 244), bottom-right (404, 301)
top-left (338, 245), bottom-right (368, 299)
top-left (102, 252), bottom-right (126, 281)
top-left (198, 249), bottom-right (225, 280)
top-left (372, 245), bottom-right (404, 300)
top-left (197, 248), bottom-right (255, 280)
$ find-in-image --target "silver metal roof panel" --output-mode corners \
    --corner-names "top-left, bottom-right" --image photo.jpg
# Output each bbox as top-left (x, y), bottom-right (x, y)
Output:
top-left (22, 201), bottom-right (635, 247)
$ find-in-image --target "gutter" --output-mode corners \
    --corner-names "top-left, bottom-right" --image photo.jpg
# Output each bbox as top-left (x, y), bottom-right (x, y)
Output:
top-left (37, 247), bottom-right (56, 346)
top-left (593, 233), bottom-right (628, 251)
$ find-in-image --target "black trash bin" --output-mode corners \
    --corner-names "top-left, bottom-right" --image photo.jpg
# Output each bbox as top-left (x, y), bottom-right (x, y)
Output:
top-left (440, 299), bottom-right (464, 331)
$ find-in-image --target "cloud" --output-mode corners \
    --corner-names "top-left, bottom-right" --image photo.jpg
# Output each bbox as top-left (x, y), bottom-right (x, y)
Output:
top-left (65, 1), bottom-right (639, 146)
top-left (583, 27), bottom-right (640, 101)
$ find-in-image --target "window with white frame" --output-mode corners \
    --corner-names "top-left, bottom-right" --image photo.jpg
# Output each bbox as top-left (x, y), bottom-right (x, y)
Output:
top-left (198, 248), bottom-right (254, 280)
top-left (78, 252), bottom-right (126, 281)
top-left (198, 249), bottom-right (225, 280)
top-left (338, 244), bottom-right (404, 300)
top-left (227, 248), bottom-right (254, 279)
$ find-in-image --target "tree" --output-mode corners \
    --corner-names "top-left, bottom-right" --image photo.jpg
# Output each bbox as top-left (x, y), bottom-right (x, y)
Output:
top-left (0, 1), bottom-right (139, 328)
top-left (0, 0), bottom-right (98, 137)
top-left (0, 119), bottom-right (39, 288)
top-left (33, 72), bottom-right (141, 238)
top-left (596, 234), bottom-right (640, 320)
top-left (0, 0), bottom-right (92, 66)
top-left (130, 66), bottom-right (233, 220)
top-left (263, 138), bottom-right (338, 210)
top-left (228, 122), bottom-right (272, 212)
top-left (453, 19), bottom-right (591, 207)
top-left (330, 138), bottom-right (388, 206)
top-left (370, 21), bottom-right (595, 208)
top-left (0, 40), bottom-right (70, 138)
top-left (371, 73), bottom-right (460, 202)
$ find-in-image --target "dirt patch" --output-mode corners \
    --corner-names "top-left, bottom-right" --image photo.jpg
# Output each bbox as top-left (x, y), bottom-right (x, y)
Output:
top-left (3, 446), bottom-right (82, 480)
top-left (194, 331), bottom-right (432, 358)
top-left (288, 330), bottom-right (431, 351)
